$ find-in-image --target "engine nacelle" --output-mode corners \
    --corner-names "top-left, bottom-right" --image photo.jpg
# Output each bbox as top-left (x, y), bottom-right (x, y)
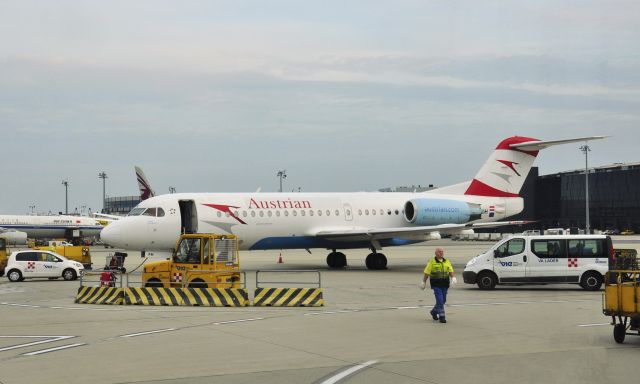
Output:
top-left (404, 198), bottom-right (482, 226)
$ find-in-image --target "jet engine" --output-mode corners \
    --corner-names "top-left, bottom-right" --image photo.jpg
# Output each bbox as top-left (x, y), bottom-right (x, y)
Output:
top-left (0, 230), bottom-right (28, 246)
top-left (404, 198), bottom-right (483, 226)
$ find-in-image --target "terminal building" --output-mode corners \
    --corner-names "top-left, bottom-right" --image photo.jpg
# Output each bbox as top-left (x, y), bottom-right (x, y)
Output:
top-left (514, 162), bottom-right (640, 233)
top-left (103, 196), bottom-right (140, 215)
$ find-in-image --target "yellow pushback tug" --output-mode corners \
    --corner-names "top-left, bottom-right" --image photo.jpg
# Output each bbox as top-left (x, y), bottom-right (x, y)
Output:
top-left (143, 233), bottom-right (241, 288)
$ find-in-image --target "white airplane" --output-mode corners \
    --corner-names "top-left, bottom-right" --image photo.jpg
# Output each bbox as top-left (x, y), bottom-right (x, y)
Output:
top-left (0, 214), bottom-right (103, 241)
top-left (100, 135), bottom-right (606, 269)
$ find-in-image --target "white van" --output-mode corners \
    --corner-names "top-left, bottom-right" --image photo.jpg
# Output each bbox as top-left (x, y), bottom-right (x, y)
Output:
top-left (463, 235), bottom-right (612, 290)
top-left (5, 250), bottom-right (84, 282)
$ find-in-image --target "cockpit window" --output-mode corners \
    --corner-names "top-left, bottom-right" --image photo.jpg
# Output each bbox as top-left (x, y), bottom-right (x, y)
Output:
top-left (128, 208), bottom-right (146, 216)
top-left (157, 208), bottom-right (165, 217)
top-left (142, 208), bottom-right (157, 216)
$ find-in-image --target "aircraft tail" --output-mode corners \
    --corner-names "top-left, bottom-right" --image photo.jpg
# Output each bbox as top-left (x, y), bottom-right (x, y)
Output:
top-left (135, 166), bottom-right (155, 201)
top-left (462, 135), bottom-right (607, 197)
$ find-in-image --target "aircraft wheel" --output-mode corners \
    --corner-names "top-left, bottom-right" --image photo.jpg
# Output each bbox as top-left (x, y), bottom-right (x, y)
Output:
top-left (327, 252), bottom-right (347, 269)
top-left (366, 253), bottom-right (387, 270)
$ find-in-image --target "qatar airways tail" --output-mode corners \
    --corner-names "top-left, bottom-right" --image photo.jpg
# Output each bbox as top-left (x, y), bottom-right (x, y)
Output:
top-left (100, 135), bottom-right (606, 270)
top-left (135, 166), bottom-right (155, 201)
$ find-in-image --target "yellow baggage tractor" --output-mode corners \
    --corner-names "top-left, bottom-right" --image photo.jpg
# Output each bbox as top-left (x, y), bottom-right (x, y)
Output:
top-left (603, 249), bottom-right (640, 343)
top-left (142, 233), bottom-right (241, 288)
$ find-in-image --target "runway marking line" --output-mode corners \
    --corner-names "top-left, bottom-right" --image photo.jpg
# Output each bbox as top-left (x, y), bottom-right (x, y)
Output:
top-left (577, 323), bottom-right (610, 327)
top-left (321, 360), bottom-right (378, 384)
top-left (23, 343), bottom-right (86, 356)
top-left (120, 328), bottom-right (177, 338)
top-left (0, 336), bottom-right (75, 353)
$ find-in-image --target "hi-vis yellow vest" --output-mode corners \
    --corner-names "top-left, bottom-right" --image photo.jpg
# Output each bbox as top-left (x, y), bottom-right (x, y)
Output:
top-left (424, 258), bottom-right (454, 287)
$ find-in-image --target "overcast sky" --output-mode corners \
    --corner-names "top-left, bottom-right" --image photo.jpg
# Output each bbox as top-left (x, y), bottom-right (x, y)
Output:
top-left (1, 0), bottom-right (638, 215)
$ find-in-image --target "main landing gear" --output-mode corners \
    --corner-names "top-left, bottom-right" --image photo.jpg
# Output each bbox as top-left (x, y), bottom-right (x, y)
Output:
top-left (365, 252), bottom-right (387, 270)
top-left (325, 249), bottom-right (388, 270)
top-left (326, 251), bottom-right (347, 269)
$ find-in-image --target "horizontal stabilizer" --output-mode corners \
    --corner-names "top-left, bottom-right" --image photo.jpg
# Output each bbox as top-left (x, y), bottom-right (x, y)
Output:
top-left (510, 136), bottom-right (608, 151)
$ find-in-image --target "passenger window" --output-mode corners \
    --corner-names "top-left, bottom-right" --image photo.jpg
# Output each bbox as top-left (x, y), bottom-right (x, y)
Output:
top-left (301, 211), bottom-right (306, 216)
top-left (365, 209), bottom-right (369, 215)
top-left (284, 211), bottom-right (289, 217)
top-left (309, 210), bottom-right (314, 216)
top-left (259, 211), bottom-right (264, 217)
top-left (495, 238), bottom-right (525, 257)
top-left (268, 211), bottom-right (272, 217)
top-left (532, 239), bottom-right (566, 258)
top-left (157, 208), bottom-right (165, 217)
top-left (16, 252), bottom-right (38, 262)
top-left (568, 239), bottom-right (604, 258)
top-left (318, 210), bottom-right (322, 216)
top-left (276, 211), bottom-right (281, 217)
top-left (326, 210), bottom-right (330, 216)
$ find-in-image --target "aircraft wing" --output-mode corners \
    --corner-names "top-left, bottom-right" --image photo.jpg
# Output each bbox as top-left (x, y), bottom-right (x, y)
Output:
top-left (92, 213), bottom-right (121, 220)
top-left (313, 221), bottom-right (531, 242)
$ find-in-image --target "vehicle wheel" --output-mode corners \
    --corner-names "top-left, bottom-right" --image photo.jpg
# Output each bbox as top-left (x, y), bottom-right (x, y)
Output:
top-left (580, 271), bottom-right (603, 291)
top-left (189, 280), bottom-right (207, 289)
top-left (145, 279), bottom-right (163, 288)
top-left (477, 271), bottom-right (497, 290)
top-left (614, 323), bottom-right (626, 344)
top-left (8, 269), bottom-right (22, 282)
top-left (62, 268), bottom-right (77, 281)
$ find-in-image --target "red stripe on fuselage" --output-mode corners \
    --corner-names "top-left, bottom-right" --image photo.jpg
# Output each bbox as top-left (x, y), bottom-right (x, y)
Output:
top-left (464, 179), bottom-right (520, 197)
top-left (203, 204), bottom-right (247, 225)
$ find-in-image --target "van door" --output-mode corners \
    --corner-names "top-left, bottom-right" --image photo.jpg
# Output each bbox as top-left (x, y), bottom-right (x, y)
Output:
top-left (528, 239), bottom-right (567, 283)
top-left (567, 238), bottom-right (607, 283)
top-left (493, 238), bottom-right (527, 282)
top-left (179, 200), bottom-right (198, 234)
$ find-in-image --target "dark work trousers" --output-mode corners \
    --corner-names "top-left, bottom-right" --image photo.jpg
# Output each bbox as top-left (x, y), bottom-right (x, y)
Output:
top-left (430, 286), bottom-right (448, 319)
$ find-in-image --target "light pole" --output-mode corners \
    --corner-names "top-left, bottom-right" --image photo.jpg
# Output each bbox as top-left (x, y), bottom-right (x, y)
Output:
top-left (277, 170), bottom-right (287, 193)
top-left (98, 171), bottom-right (108, 213)
top-left (580, 145), bottom-right (591, 234)
top-left (169, 186), bottom-right (176, 194)
top-left (61, 180), bottom-right (69, 215)
top-left (29, 205), bottom-right (35, 215)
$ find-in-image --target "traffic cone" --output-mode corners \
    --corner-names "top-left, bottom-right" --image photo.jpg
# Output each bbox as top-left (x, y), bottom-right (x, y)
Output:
top-left (277, 252), bottom-right (283, 264)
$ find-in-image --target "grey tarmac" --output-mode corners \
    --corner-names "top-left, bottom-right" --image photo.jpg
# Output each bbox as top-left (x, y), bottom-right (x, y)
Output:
top-left (0, 238), bottom-right (639, 384)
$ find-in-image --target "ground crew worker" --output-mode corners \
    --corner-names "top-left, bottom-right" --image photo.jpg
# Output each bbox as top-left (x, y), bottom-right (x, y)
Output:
top-left (420, 247), bottom-right (456, 323)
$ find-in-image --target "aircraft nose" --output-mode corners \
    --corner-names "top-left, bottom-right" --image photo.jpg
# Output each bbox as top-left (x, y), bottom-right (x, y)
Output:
top-left (100, 222), bottom-right (122, 247)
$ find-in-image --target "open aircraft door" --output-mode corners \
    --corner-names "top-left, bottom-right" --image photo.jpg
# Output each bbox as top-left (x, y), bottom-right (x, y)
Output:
top-left (179, 200), bottom-right (198, 234)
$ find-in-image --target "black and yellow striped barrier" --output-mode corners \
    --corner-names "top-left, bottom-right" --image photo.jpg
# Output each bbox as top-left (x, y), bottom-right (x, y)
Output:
top-left (124, 287), bottom-right (249, 306)
top-left (253, 287), bottom-right (324, 307)
top-left (75, 286), bottom-right (124, 305)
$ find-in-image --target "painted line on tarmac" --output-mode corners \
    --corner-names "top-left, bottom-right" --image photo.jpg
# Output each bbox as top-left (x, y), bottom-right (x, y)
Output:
top-left (305, 299), bottom-right (593, 316)
top-left (120, 328), bottom-right (177, 338)
top-left (321, 360), bottom-right (378, 384)
top-left (23, 343), bottom-right (86, 356)
top-left (120, 318), bottom-right (265, 338)
top-left (577, 323), bottom-right (610, 327)
top-left (212, 318), bottom-right (264, 325)
top-left (0, 336), bottom-right (75, 353)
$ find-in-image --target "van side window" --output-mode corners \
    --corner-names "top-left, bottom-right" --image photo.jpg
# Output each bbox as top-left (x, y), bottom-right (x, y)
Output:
top-left (496, 238), bottom-right (525, 257)
top-left (16, 252), bottom-right (38, 262)
top-left (532, 240), bottom-right (566, 258)
top-left (568, 239), bottom-right (604, 258)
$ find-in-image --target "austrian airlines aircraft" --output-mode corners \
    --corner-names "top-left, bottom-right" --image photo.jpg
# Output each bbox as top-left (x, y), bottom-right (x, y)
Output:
top-left (100, 136), bottom-right (605, 269)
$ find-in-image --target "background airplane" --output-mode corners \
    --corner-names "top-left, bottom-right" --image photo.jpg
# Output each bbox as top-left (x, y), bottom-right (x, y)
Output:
top-left (100, 135), bottom-right (606, 269)
top-left (0, 214), bottom-right (103, 244)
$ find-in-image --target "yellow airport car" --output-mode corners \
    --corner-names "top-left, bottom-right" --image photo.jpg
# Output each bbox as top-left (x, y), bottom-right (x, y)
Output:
top-left (143, 233), bottom-right (241, 288)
